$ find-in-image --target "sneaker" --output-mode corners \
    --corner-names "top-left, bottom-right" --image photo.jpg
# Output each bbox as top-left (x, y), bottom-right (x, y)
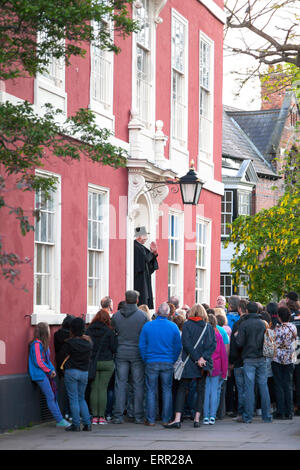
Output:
top-left (105, 415), bottom-right (112, 422)
top-left (134, 419), bottom-right (144, 424)
top-left (99, 417), bottom-right (108, 425)
top-left (235, 417), bottom-right (252, 423)
top-left (56, 419), bottom-right (71, 428)
top-left (203, 417), bottom-right (209, 425)
top-left (112, 418), bottom-right (123, 424)
top-left (92, 417), bottom-right (99, 425)
top-left (82, 424), bottom-right (92, 431)
top-left (209, 417), bottom-right (215, 425)
top-left (65, 424), bottom-right (80, 432)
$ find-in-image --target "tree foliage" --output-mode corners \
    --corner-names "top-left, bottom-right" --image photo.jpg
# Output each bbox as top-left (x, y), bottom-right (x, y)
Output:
top-left (0, 0), bottom-right (138, 80)
top-left (0, 0), bottom-right (138, 283)
top-left (225, 148), bottom-right (300, 304)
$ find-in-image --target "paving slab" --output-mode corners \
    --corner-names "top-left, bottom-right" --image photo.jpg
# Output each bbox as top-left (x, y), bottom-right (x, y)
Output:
top-left (0, 416), bottom-right (299, 451)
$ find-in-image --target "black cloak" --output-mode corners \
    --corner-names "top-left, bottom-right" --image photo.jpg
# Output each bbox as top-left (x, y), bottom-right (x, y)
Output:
top-left (134, 240), bottom-right (159, 309)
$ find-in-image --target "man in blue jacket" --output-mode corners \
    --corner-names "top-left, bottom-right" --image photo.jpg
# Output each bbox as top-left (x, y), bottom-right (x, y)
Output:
top-left (139, 302), bottom-right (182, 426)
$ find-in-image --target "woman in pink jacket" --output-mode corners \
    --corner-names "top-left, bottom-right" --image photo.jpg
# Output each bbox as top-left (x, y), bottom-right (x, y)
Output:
top-left (203, 314), bottom-right (228, 425)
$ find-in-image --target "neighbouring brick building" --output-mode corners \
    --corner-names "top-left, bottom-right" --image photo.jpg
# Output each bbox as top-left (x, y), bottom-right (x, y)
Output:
top-left (220, 83), bottom-right (300, 299)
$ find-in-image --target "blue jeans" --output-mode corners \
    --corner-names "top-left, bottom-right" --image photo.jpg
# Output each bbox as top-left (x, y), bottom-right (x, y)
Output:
top-left (64, 369), bottom-right (91, 427)
top-left (203, 375), bottom-right (223, 419)
top-left (36, 376), bottom-right (63, 423)
top-left (113, 357), bottom-right (145, 421)
top-left (234, 367), bottom-right (245, 416)
top-left (145, 362), bottom-right (174, 424)
top-left (243, 358), bottom-right (272, 423)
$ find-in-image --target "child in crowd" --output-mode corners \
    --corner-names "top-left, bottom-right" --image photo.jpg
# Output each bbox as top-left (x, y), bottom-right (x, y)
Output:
top-left (203, 315), bottom-right (228, 425)
top-left (28, 322), bottom-right (70, 428)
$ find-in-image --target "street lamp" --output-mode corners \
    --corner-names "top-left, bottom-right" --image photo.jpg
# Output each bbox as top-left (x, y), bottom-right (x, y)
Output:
top-left (145, 160), bottom-right (204, 206)
top-left (178, 161), bottom-right (204, 205)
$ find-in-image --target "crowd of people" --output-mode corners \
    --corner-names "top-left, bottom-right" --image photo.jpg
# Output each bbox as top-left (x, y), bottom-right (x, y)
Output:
top-left (28, 290), bottom-right (300, 431)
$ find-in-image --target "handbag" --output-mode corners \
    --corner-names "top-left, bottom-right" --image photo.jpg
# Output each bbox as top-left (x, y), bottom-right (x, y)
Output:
top-left (174, 323), bottom-right (208, 381)
top-left (60, 354), bottom-right (70, 371)
top-left (263, 328), bottom-right (276, 358)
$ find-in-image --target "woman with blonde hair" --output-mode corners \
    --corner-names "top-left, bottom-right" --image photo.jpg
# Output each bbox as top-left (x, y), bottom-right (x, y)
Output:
top-left (164, 304), bottom-right (216, 429)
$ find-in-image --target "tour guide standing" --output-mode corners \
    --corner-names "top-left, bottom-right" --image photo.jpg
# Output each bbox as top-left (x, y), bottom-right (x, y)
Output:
top-left (139, 302), bottom-right (182, 426)
top-left (134, 226), bottom-right (158, 309)
top-left (235, 301), bottom-right (272, 423)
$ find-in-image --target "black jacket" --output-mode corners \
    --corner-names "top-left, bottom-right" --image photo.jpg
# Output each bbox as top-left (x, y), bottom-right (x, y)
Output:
top-left (229, 315), bottom-right (247, 368)
top-left (181, 320), bottom-right (216, 379)
top-left (57, 336), bottom-right (92, 372)
top-left (235, 313), bottom-right (266, 360)
top-left (86, 321), bottom-right (118, 363)
top-left (54, 328), bottom-right (71, 376)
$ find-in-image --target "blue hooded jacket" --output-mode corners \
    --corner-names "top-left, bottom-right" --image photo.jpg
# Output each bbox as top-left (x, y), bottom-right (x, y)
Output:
top-left (28, 340), bottom-right (55, 381)
top-left (226, 312), bottom-right (240, 330)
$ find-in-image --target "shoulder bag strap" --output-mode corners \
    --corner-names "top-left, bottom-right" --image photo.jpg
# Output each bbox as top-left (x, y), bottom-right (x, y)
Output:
top-left (182, 323), bottom-right (208, 366)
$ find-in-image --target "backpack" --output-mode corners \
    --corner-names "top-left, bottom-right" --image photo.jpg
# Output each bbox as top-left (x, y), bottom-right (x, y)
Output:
top-left (263, 329), bottom-right (276, 359)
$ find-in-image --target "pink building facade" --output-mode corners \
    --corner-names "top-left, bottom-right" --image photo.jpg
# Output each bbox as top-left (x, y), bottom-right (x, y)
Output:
top-left (0, 0), bottom-right (225, 430)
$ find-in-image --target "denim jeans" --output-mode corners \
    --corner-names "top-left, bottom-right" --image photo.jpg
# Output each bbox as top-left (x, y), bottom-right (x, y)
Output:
top-left (145, 362), bottom-right (174, 424)
top-left (271, 361), bottom-right (294, 416)
top-left (36, 376), bottom-right (63, 423)
top-left (203, 375), bottom-right (223, 419)
top-left (113, 357), bottom-right (145, 421)
top-left (243, 358), bottom-right (272, 422)
top-left (64, 369), bottom-right (91, 427)
top-left (234, 367), bottom-right (245, 416)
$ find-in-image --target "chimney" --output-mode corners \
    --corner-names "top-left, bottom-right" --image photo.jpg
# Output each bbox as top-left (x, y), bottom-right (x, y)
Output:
top-left (260, 67), bottom-right (292, 110)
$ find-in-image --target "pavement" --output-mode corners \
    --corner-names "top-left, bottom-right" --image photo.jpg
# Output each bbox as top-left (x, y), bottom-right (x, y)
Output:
top-left (0, 415), bottom-right (299, 451)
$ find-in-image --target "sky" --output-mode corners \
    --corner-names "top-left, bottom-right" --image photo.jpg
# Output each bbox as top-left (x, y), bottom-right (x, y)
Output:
top-left (221, 0), bottom-right (299, 110)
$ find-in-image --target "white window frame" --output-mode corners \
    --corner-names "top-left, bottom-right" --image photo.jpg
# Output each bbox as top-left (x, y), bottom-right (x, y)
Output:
top-left (170, 9), bottom-right (188, 151)
top-left (238, 190), bottom-right (251, 216)
top-left (34, 32), bottom-right (67, 118)
top-left (195, 217), bottom-right (211, 304)
top-left (32, 170), bottom-right (62, 325)
top-left (237, 274), bottom-right (249, 299)
top-left (132, 0), bottom-right (155, 131)
top-left (220, 273), bottom-right (233, 299)
top-left (86, 184), bottom-right (110, 322)
top-left (221, 190), bottom-right (233, 237)
top-left (168, 210), bottom-right (184, 302)
top-left (89, 9), bottom-right (115, 131)
top-left (198, 31), bottom-right (214, 181)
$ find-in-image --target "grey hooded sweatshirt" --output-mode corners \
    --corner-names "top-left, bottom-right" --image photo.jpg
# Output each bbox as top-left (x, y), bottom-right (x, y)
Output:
top-left (111, 303), bottom-right (148, 359)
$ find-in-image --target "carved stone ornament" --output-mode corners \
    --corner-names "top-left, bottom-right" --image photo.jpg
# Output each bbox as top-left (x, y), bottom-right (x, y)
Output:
top-left (128, 172), bottom-right (146, 220)
top-left (153, 0), bottom-right (167, 24)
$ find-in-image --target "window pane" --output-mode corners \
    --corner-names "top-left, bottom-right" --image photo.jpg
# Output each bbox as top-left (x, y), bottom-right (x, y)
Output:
top-left (172, 18), bottom-right (185, 72)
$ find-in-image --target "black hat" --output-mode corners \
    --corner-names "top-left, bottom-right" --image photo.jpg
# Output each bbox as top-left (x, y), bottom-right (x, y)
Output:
top-left (286, 291), bottom-right (299, 302)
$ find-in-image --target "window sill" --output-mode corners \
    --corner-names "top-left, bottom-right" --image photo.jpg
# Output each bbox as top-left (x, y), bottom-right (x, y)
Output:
top-left (31, 311), bottom-right (67, 326)
top-left (85, 310), bottom-right (99, 324)
top-left (89, 100), bottom-right (115, 132)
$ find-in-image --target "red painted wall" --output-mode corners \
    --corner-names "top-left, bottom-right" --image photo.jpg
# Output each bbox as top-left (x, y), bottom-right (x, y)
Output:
top-left (0, 0), bottom-right (224, 376)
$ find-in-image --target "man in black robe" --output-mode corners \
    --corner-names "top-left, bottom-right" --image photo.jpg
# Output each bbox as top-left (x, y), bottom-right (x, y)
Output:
top-left (134, 226), bottom-right (159, 309)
